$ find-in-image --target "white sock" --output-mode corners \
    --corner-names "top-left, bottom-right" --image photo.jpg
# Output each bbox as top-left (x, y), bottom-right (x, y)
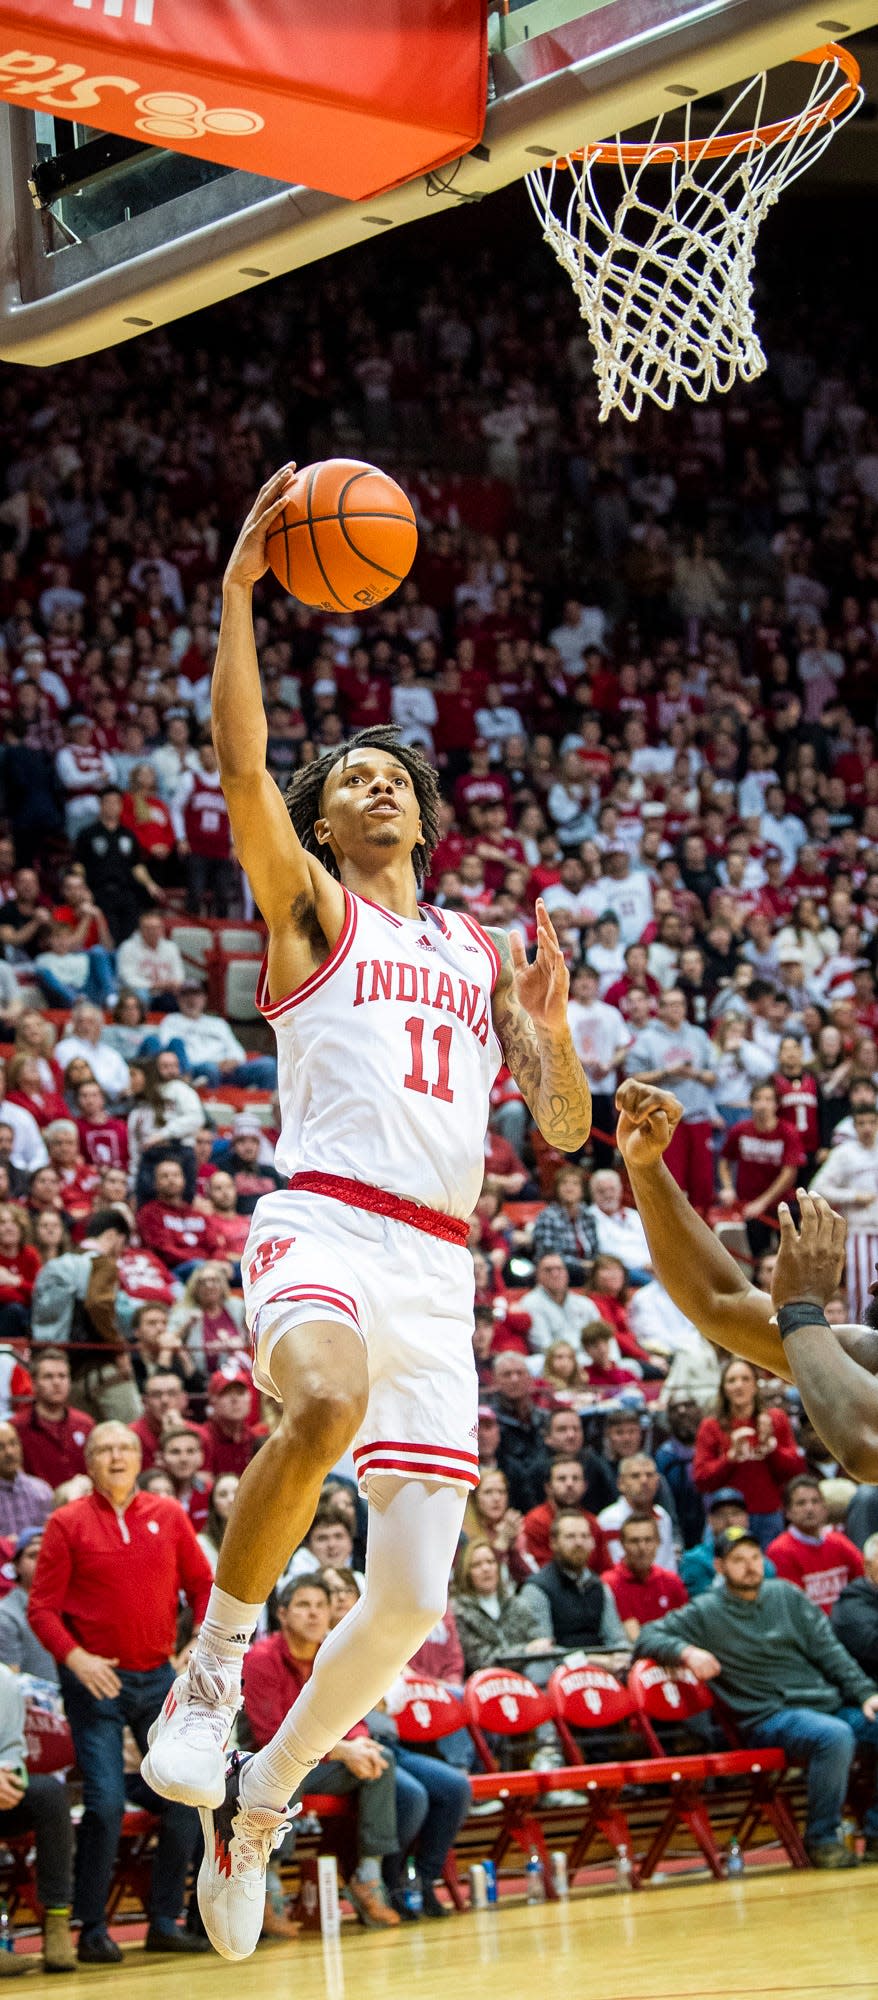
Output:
top-left (193, 1585), bottom-right (262, 1698)
top-left (240, 1477), bottom-right (466, 1813)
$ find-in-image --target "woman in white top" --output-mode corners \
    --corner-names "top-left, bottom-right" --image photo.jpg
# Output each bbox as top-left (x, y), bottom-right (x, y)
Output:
top-left (774, 897), bottom-right (838, 980)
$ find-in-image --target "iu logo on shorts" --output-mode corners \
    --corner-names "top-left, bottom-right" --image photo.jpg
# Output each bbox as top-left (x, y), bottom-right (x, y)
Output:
top-left (247, 1237), bottom-right (295, 1283)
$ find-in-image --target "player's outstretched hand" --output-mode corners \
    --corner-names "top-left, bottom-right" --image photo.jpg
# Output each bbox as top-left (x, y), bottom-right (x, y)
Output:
top-left (771, 1187), bottom-right (847, 1312)
top-left (224, 462), bottom-right (299, 590)
top-left (508, 898), bottom-right (569, 1035)
top-left (615, 1079), bottom-right (683, 1169)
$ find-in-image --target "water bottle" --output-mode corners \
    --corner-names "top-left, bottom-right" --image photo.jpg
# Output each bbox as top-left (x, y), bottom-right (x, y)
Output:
top-left (0, 1903), bottom-right (12, 1953)
top-left (525, 1850), bottom-right (545, 1903)
top-left (726, 1840), bottom-right (745, 1879)
top-left (403, 1857), bottom-right (423, 1917)
top-left (615, 1844), bottom-right (633, 1891)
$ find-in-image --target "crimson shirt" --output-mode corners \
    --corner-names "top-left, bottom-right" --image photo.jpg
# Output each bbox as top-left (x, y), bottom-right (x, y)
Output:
top-left (12, 1403), bottom-right (94, 1485)
top-left (603, 1561), bottom-right (689, 1625)
top-left (136, 1198), bottom-right (221, 1267)
top-left (719, 1118), bottom-right (804, 1205)
top-left (518, 1502), bottom-right (609, 1576)
top-left (197, 1417), bottom-right (262, 1479)
top-left (773, 1073), bottom-right (820, 1155)
top-left (765, 1527), bottom-right (864, 1614)
top-left (244, 1631), bottom-right (369, 1751)
top-left (29, 1489), bottom-right (211, 1670)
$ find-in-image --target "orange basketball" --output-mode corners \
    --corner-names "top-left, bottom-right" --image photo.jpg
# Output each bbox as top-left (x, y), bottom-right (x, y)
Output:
top-left (265, 458), bottom-right (418, 613)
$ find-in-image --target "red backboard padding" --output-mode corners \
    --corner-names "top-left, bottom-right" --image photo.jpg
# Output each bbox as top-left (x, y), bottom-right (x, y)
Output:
top-left (0, 1), bottom-right (487, 199)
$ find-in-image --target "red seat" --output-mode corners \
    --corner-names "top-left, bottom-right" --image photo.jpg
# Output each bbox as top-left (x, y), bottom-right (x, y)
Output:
top-left (394, 1671), bottom-right (467, 1746)
top-left (544, 1663), bottom-right (643, 1881)
top-left (463, 1668), bottom-right (558, 1898)
top-left (628, 1659), bottom-right (808, 1876)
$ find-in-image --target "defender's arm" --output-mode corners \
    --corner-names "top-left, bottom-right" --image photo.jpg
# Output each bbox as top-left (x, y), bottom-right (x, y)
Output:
top-left (489, 901), bottom-right (592, 1154)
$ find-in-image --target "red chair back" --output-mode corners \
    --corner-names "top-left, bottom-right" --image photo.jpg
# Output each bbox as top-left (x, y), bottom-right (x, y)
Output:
top-left (394, 1672), bottom-right (467, 1745)
top-left (463, 1667), bottom-right (554, 1768)
top-left (550, 1662), bottom-right (637, 1731)
top-left (628, 1657), bottom-right (714, 1753)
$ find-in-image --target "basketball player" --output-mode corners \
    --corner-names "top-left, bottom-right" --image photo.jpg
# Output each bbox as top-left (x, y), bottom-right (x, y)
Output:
top-left (614, 1078), bottom-right (878, 1483)
top-left (142, 465), bottom-right (592, 1958)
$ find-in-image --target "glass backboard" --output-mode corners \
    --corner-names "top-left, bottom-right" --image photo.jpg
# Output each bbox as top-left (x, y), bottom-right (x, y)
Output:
top-left (1, 0), bottom-right (876, 365)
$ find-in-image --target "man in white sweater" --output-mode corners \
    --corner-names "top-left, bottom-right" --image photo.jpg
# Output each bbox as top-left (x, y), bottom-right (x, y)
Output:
top-left (149, 985), bottom-right (276, 1088)
top-left (117, 912), bottom-right (186, 1009)
top-left (810, 1104), bottom-right (878, 1323)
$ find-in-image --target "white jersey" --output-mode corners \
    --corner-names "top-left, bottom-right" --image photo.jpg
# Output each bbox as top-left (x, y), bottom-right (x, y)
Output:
top-left (256, 888), bottom-right (503, 1218)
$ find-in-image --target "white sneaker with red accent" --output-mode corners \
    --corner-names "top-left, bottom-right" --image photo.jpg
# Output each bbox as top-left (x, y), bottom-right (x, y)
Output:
top-left (141, 1659), bottom-right (241, 1808)
top-left (198, 1753), bottom-right (297, 1961)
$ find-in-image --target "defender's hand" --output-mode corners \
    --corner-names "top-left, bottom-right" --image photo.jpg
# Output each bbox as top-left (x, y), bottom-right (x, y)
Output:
top-left (771, 1189), bottom-right (847, 1312)
top-left (615, 1081), bottom-right (683, 1169)
top-left (508, 899), bottom-right (569, 1035)
top-left (224, 462), bottom-right (299, 590)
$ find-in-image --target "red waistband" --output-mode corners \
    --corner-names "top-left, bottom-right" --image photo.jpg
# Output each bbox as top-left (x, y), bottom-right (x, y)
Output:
top-left (287, 1172), bottom-right (470, 1247)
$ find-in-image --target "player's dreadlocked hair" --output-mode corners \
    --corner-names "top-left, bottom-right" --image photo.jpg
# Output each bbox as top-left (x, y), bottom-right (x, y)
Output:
top-left (283, 725), bottom-right (442, 889)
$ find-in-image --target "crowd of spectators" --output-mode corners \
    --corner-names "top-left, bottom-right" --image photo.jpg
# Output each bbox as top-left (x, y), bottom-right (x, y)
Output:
top-left (0, 193), bottom-right (878, 1939)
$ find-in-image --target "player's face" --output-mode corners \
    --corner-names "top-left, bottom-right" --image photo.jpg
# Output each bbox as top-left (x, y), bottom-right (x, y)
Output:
top-left (316, 750), bottom-right (423, 869)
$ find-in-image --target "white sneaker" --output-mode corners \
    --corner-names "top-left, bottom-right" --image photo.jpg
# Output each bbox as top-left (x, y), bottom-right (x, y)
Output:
top-left (141, 1660), bottom-right (241, 1808)
top-left (198, 1753), bottom-right (296, 1961)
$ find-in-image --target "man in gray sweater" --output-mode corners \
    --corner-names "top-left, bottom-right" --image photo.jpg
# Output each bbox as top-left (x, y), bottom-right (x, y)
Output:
top-left (635, 1524), bottom-right (878, 1867)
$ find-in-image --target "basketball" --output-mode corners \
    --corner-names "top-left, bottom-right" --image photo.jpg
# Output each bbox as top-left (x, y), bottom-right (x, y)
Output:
top-left (265, 457), bottom-right (418, 613)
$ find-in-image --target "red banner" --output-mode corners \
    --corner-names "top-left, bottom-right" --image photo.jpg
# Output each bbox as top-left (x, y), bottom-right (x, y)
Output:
top-left (0, 1), bottom-right (486, 199)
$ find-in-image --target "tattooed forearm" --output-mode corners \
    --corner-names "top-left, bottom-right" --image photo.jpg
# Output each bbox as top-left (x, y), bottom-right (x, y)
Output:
top-left (491, 948), bottom-right (592, 1152)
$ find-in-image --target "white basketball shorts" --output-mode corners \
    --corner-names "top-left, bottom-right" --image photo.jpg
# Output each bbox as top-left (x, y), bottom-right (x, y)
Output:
top-left (242, 1183), bottom-right (479, 1493)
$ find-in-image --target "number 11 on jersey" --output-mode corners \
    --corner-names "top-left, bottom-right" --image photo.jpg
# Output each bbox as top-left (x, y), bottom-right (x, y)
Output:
top-left (403, 1016), bottom-right (454, 1102)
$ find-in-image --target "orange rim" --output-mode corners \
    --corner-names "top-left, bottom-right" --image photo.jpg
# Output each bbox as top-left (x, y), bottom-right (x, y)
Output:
top-left (557, 43), bottom-right (860, 167)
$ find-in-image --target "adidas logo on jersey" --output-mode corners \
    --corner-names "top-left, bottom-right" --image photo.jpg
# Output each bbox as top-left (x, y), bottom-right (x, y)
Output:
top-left (416, 934), bottom-right (436, 951)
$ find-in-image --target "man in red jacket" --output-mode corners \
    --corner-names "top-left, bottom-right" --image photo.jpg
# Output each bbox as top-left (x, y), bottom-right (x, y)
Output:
top-left (12, 1346), bottom-right (93, 1486)
top-left (603, 1516), bottom-right (688, 1640)
top-left (136, 1158), bottom-right (222, 1272)
top-left (767, 1476), bottom-right (864, 1615)
top-left (29, 1420), bottom-right (213, 1963)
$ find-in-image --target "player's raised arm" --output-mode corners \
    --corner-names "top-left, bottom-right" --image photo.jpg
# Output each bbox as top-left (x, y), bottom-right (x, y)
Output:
top-left (489, 899), bottom-right (592, 1153)
top-left (614, 1078), bottom-right (791, 1374)
top-left (212, 465), bottom-right (330, 931)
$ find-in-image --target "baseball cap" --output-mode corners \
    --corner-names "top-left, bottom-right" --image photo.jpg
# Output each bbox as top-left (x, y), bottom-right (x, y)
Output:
top-left (208, 1369), bottom-right (251, 1399)
top-left (232, 1112), bottom-right (263, 1138)
top-left (714, 1525), bottom-right (761, 1558)
top-left (478, 1404), bottom-right (499, 1423)
top-left (13, 1525), bottom-right (43, 1559)
top-left (706, 1487), bottom-right (747, 1513)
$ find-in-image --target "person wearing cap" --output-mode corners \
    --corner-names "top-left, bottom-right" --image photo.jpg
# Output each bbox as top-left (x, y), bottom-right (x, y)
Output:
top-left (197, 1373), bottom-right (262, 1480)
top-left (718, 1079), bottom-right (805, 1259)
top-left (680, 1490), bottom-right (777, 1597)
top-left (55, 715), bottom-right (118, 842)
top-left (146, 985), bottom-right (277, 1091)
top-left (635, 1524), bottom-right (878, 1867)
top-left (213, 1118), bottom-right (284, 1215)
top-left (0, 1526), bottom-right (58, 1680)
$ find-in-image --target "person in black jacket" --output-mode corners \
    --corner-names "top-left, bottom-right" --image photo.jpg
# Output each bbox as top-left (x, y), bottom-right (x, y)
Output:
top-left (516, 1512), bottom-right (628, 1652)
top-left (831, 1534), bottom-right (878, 1680)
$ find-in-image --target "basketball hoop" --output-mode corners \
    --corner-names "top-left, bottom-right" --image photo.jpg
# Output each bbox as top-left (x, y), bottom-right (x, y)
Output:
top-left (525, 43), bottom-right (862, 423)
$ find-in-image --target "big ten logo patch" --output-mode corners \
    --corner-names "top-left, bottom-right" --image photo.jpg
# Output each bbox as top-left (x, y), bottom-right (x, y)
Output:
top-left (0, 48), bottom-right (264, 137)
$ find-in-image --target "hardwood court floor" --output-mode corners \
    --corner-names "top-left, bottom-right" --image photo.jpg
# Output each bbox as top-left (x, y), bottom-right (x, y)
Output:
top-left (14, 1869), bottom-right (878, 2000)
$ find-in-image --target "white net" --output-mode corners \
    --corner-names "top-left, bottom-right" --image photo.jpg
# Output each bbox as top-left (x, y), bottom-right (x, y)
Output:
top-left (526, 46), bottom-right (862, 423)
